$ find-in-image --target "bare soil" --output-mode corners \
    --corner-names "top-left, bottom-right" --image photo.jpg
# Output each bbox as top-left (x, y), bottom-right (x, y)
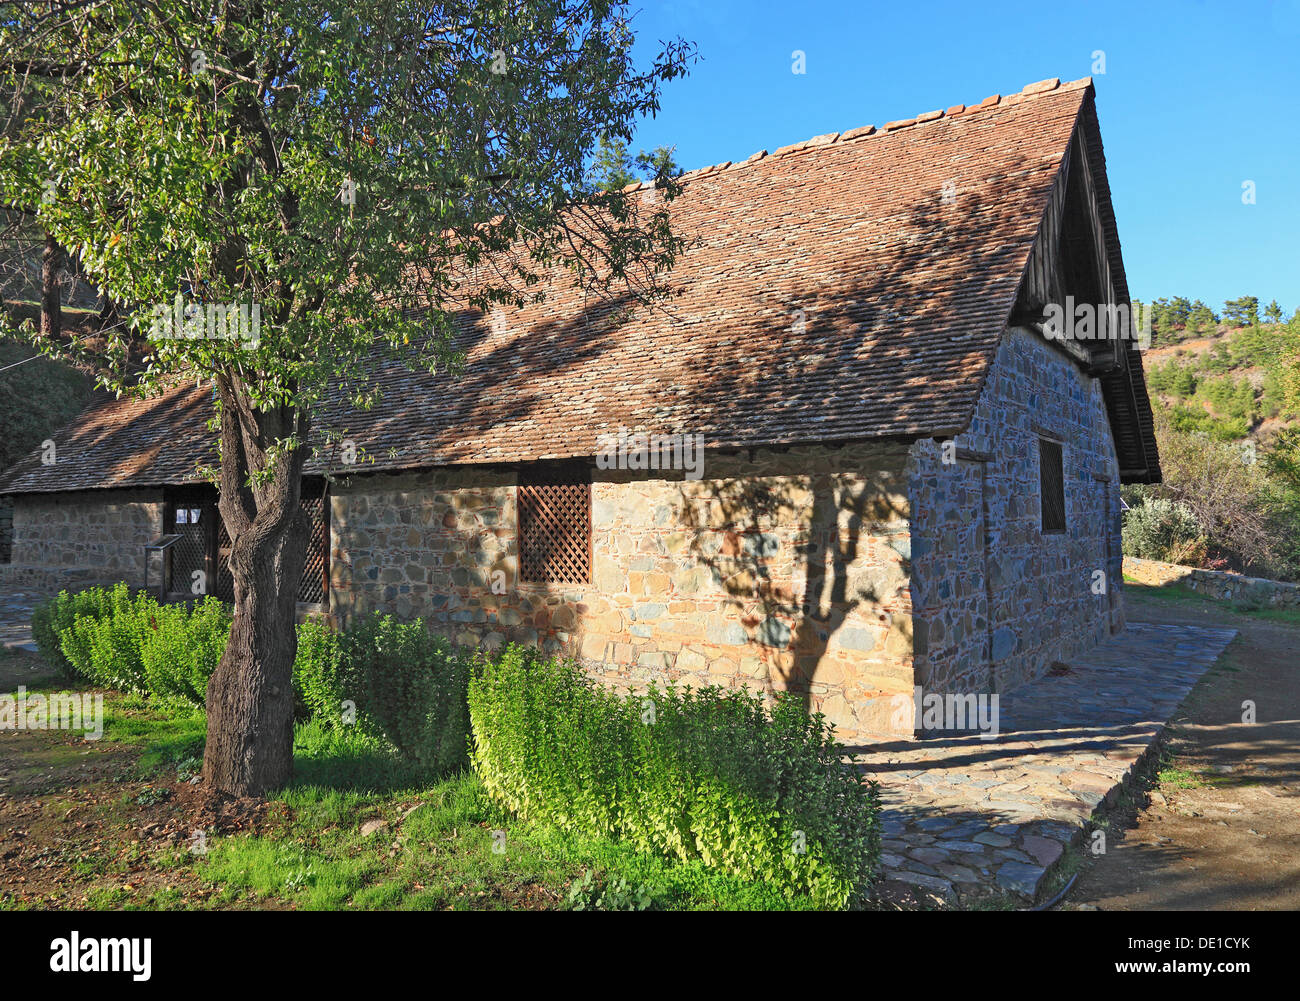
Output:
top-left (1063, 592), bottom-right (1300, 910)
top-left (0, 651), bottom-right (281, 909)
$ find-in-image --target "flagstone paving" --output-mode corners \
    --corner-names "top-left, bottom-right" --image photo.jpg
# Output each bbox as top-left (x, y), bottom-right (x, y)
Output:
top-left (0, 588), bottom-right (43, 653)
top-left (847, 622), bottom-right (1238, 908)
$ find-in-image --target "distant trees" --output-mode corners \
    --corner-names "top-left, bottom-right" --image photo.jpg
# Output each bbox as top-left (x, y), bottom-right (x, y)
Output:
top-left (1141, 296), bottom-right (1219, 343)
top-left (1222, 296), bottom-right (1260, 328)
top-left (1128, 292), bottom-right (1300, 580)
top-left (1187, 300), bottom-right (1219, 336)
top-left (588, 134), bottom-right (681, 191)
top-left (1125, 409), bottom-right (1300, 579)
top-left (1155, 296), bottom-right (1192, 328)
top-left (1139, 293), bottom-right (1295, 346)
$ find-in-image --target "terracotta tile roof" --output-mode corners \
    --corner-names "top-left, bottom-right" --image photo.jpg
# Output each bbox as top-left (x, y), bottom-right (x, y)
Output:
top-left (0, 383), bottom-right (219, 492)
top-left (0, 76), bottom-right (1157, 494)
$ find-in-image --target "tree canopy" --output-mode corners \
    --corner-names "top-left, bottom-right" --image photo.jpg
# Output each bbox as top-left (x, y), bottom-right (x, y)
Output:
top-left (0, 0), bottom-right (696, 795)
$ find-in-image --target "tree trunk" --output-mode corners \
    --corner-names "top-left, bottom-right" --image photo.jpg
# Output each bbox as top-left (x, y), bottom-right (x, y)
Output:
top-left (40, 231), bottom-right (61, 338)
top-left (202, 372), bottom-right (310, 797)
top-left (96, 292), bottom-right (120, 333)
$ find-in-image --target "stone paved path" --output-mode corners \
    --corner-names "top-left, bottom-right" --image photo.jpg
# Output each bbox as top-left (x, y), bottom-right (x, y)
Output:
top-left (0, 587), bottom-right (43, 653)
top-left (848, 623), bottom-right (1238, 908)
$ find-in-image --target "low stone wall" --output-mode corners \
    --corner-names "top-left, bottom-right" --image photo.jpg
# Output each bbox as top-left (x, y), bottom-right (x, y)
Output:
top-left (1123, 556), bottom-right (1300, 608)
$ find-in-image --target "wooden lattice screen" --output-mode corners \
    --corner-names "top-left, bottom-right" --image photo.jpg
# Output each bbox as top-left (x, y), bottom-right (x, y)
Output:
top-left (1039, 438), bottom-right (1067, 532)
top-left (167, 500), bottom-right (208, 594)
top-left (214, 518), bottom-right (234, 602)
top-left (517, 466), bottom-right (591, 584)
top-left (298, 489), bottom-right (328, 603)
top-left (214, 481), bottom-right (329, 603)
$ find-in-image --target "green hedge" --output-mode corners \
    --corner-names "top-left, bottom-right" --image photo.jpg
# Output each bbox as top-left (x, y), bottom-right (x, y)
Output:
top-left (139, 598), bottom-right (232, 708)
top-left (32, 583), bottom-right (125, 681)
top-left (468, 646), bottom-right (881, 908)
top-left (293, 618), bottom-right (347, 723)
top-left (32, 583), bottom-right (231, 709)
top-left (294, 612), bottom-right (475, 775)
top-left (34, 589), bottom-right (474, 772)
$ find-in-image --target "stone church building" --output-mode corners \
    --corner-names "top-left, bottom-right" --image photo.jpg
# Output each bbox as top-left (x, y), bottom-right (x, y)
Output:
top-left (0, 76), bottom-right (1158, 737)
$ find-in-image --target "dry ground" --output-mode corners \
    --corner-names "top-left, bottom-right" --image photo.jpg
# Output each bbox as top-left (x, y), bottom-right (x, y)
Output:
top-left (0, 651), bottom-right (275, 909)
top-left (1062, 589), bottom-right (1300, 910)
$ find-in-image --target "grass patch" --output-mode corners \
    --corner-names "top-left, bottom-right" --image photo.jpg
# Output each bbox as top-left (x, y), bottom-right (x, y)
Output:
top-left (95, 693), bottom-right (206, 774)
top-left (6, 639), bottom-right (843, 909)
top-left (1124, 577), bottom-right (1300, 627)
top-left (193, 719), bottom-right (818, 911)
top-left (1155, 760), bottom-right (1205, 790)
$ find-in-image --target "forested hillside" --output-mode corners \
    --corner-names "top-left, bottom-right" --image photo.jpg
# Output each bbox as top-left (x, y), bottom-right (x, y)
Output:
top-left (1127, 295), bottom-right (1300, 581)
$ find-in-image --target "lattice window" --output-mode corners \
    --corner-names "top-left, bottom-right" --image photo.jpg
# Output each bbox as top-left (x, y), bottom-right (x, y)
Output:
top-left (518, 465), bottom-right (591, 584)
top-left (0, 500), bottom-right (12, 564)
top-left (213, 481), bottom-right (328, 603)
top-left (298, 487), bottom-right (328, 604)
top-left (1039, 438), bottom-right (1067, 533)
top-left (166, 497), bottom-right (209, 594)
top-left (215, 518), bottom-right (235, 602)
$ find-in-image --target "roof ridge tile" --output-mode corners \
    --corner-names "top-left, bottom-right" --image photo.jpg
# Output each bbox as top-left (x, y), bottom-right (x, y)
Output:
top-left (667, 74), bottom-right (1091, 182)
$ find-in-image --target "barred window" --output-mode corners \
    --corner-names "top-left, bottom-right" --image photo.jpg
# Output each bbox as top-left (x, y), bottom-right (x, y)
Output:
top-left (1039, 438), bottom-right (1066, 533)
top-left (518, 465), bottom-right (591, 584)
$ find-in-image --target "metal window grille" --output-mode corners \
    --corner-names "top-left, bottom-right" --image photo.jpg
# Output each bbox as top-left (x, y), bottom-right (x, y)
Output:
top-left (1039, 439), bottom-right (1067, 532)
top-left (518, 466), bottom-right (591, 584)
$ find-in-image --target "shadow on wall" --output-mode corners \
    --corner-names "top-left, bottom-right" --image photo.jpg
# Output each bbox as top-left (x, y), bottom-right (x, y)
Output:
top-left (676, 463), bottom-right (910, 714)
top-left (656, 184), bottom-right (1038, 719)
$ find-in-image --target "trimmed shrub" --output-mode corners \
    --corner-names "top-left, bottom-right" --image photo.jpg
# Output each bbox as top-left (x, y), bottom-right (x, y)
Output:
top-left (33, 588), bottom-right (467, 779)
top-left (139, 597), bottom-right (231, 709)
top-left (468, 646), bottom-right (881, 909)
top-left (63, 584), bottom-right (157, 692)
top-left (31, 594), bottom-right (75, 680)
top-left (340, 613), bottom-right (475, 774)
top-left (292, 619), bottom-right (345, 724)
top-left (292, 613), bottom-right (475, 776)
top-left (32, 584), bottom-right (127, 681)
top-left (32, 584), bottom-right (224, 706)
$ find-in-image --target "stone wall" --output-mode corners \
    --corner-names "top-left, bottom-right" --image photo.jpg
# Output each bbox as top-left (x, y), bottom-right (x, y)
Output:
top-left (0, 324), bottom-right (1131, 741)
top-left (908, 326), bottom-right (1124, 697)
top-left (1124, 555), bottom-right (1300, 608)
top-left (329, 442), bottom-right (917, 736)
top-left (0, 499), bottom-right (11, 564)
top-left (0, 489), bottom-right (163, 591)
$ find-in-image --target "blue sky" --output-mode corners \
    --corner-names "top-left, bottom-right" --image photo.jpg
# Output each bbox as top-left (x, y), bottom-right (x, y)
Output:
top-left (626, 0), bottom-right (1300, 315)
